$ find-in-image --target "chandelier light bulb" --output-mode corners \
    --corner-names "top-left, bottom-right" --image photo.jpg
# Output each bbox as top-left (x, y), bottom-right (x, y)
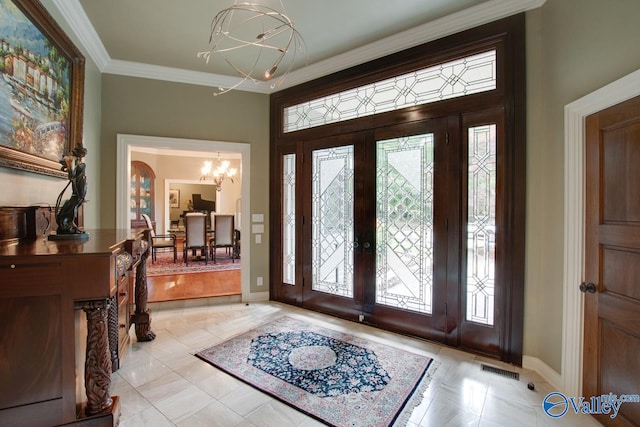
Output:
top-left (201, 161), bottom-right (213, 175)
top-left (200, 155), bottom-right (237, 191)
top-left (265, 65), bottom-right (278, 80)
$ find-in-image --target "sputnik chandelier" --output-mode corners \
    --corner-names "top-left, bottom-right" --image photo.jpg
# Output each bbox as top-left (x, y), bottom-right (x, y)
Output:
top-left (200, 153), bottom-right (237, 192)
top-left (197, 1), bottom-right (306, 95)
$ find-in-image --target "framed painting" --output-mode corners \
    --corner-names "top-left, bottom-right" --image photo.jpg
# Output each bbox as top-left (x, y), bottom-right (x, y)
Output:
top-left (0, 0), bottom-right (85, 178)
top-left (169, 189), bottom-right (180, 208)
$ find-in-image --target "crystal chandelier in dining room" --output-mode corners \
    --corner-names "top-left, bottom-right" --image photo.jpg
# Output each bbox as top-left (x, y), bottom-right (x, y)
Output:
top-left (197, 1), bottom-right (306, 95)
top-left (200, 154), bottom-right (237, 191)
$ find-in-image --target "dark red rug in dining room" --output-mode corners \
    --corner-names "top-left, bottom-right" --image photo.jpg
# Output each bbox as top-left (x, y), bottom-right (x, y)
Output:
top-left (146, 251), bottom-right (240, 277)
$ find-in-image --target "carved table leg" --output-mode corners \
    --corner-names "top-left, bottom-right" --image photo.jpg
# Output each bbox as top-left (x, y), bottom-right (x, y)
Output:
top-left (107, 294), bottom-right (119, 371)
top-left (77, 299), bottom-right (113, 416)
top-left (133, 244), bottom-right (156, 342)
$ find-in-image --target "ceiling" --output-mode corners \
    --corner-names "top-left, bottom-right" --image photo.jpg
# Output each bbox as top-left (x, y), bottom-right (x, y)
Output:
top-left (54, 0), bottom-right (544, 94)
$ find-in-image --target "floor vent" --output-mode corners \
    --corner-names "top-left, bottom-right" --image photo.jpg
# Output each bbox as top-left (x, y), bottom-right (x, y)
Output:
top-left (481, 364), bottom-right (520, 380)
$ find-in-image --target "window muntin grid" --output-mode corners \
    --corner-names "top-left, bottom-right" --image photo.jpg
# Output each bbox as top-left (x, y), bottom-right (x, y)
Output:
top-left (282, 154), bottom-right (296, 285)
top-left (311, 145), bottom-right (355, 297)
top-left (375, 134), bottom-right (434, 314)
top-left (466, 124), bottom-right (496, 325)
top-left (284, 50), bottom-right (496, 133)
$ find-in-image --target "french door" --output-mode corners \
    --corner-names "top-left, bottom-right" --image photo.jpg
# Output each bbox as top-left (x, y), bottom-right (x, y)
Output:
top-left (275, 112), bottom-right (505, 356)
top-left (299, 120), bottom-right (449, 340)
top-left (364, 121), bottom-right (449, 340)
top-left (299, 132), bottom-right (362, 319)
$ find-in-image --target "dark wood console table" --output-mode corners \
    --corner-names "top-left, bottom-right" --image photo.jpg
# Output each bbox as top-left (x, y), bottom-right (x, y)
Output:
top-left (0, 207), bottom-right (155, 426)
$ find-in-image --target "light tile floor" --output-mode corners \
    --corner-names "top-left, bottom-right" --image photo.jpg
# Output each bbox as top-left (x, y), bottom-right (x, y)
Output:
top-left (111, 300), bottom-right (602, 427)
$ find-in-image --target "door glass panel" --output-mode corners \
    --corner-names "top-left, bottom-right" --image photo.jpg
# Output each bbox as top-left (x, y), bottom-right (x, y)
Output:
top-left (311, 146), bottom-right (355, 297)
top-left (375, 134), bottom-right (434, 314)
top-left (282, 154), bottom-right (296, 285)
top-left (466, 124), bottom-right (496, 325)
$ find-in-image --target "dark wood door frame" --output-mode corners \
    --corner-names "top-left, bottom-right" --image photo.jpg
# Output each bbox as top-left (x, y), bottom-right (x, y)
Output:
top-left (270, 14), bottom-right (526, 364)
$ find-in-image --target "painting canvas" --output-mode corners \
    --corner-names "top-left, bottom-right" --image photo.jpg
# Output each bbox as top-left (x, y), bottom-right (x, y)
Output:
top-left (169, 189), bottom-right (180, 208)
top-left (0, 0), bottom-right (84, 177)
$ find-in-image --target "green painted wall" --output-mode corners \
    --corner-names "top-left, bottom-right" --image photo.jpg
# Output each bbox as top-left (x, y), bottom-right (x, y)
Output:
top-left (100, 75), bottom-right (269, 294)
top-left (524, 0), bottom-right (640, 373)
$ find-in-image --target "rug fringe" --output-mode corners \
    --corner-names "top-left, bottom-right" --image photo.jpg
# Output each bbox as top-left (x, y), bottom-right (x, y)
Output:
top-left (393, 360), bottom-right (440, 427)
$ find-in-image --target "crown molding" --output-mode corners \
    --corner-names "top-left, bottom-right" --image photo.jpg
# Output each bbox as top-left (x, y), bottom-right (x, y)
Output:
top-left (53, 0), bottom-right (545, 94)
top-left (280, 0), bottom-right (546, 90)
top-left (104, 59), bottom-right (273, 94)
top-left (51, 0), bottom-right (110, 70)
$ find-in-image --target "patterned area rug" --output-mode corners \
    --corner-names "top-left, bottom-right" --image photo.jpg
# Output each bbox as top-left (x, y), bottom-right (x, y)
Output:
top-left (146, 251), bottom-right (240, 277)
top-left (196, 316), bottom-right (436, 427)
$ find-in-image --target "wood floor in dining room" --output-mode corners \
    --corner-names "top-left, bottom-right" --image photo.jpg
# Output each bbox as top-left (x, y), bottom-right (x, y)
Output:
top-left (147, 269), bottom-right (241, 302)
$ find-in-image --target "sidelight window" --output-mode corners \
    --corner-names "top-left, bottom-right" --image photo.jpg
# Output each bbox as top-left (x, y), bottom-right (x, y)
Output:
top-left (466, 124), bottom-right (496, 325)
top-left (282, 154), bottom-right (296, 285)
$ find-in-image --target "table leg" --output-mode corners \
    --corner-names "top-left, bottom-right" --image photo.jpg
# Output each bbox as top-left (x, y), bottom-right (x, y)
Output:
top-left (77, 299), bottom-right (113, 416)
top-left (133, 244), bottom-right (156, 342)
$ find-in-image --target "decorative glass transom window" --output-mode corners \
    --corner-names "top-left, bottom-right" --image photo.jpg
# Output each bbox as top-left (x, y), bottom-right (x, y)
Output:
top-left (283, 50), bottom-right (496, 133)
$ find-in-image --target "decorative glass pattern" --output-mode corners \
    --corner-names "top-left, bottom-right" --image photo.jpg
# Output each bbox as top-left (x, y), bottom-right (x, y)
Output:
top-left (466, 124), bottom-right (496, 325)
top-left (282, 154), bottom-right (296, 285)
top-left (139, 173), bottom-right (151, 217)
top-left (311, 146), bottom-right (354, 297)
top-left (284, 50), bottom-right (496, 133)
top-left (130, 166), bottom-right (152, 221)
top-left (375, 135), bottom-right (434, 314)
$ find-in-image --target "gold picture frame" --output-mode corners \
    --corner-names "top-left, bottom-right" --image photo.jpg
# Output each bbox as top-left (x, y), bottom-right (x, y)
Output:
top-left (0, 0), bottom-right (85, 178)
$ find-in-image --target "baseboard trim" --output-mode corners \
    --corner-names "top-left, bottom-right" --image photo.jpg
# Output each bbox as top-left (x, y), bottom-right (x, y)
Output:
top-left (245, 291), bottom-right (270, 303)
top-left (149, 295), bottom-right (242, 311)
top-left (522, 355), bottom-right (562, 392)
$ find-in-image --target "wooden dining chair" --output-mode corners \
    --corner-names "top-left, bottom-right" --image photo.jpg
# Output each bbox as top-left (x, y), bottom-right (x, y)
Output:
top-left (209, 214), bottom-right (235, 263)
top-left (183, 212), bottom-right (208, 265)
top-left (141, 213), bottom-right (177, 263)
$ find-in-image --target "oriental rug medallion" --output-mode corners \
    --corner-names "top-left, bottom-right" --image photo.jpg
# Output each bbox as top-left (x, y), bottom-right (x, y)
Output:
top-left (196, 316), bottom-right (436, 427)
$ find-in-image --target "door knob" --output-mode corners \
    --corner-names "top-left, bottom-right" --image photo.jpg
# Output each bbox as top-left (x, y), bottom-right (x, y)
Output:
top-left (579, 282), bottom-right (597, 293)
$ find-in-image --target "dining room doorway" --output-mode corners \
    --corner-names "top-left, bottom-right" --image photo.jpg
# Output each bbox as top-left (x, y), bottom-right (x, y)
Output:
top-left (116, 134), bottom-right (251, 302)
